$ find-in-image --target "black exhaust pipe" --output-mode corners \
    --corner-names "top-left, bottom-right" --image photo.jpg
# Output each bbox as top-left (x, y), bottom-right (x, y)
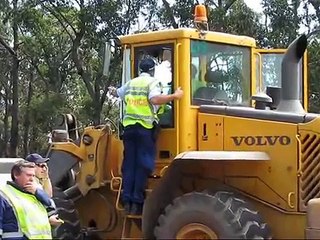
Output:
top-left (276, 34), bottom-right (307, 114)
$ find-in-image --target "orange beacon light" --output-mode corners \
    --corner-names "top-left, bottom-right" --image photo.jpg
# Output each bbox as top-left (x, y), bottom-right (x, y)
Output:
top-left (194, 4), bottom-right (208, 23)
top-left (194, 4), bottom-right (208, 31)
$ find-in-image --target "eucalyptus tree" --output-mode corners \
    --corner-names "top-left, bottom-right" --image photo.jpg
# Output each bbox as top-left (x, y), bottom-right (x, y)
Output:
top-left (29, 0), bottom-right (158, 125)
top-left (0, 0), bottom-right (22, 157)
top-left (261, 0), bottom-right (301, 48)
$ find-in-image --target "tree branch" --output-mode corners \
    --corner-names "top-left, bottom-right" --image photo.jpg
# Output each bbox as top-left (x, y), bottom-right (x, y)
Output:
top-left (224, 0), bottom-right (237, 12)
top-left (22, 47), bottom-right (48, 85)
top-left (40, 3), bottom-right (75, 40)
top-left (0, 35), bottom-right (17, 56)
top-left (71, 21), bottom-right (95, 98)
top-left (124, 0), bottom-right (132, 35)
top-left (49, 2), bottom-right (78, 35)
top-left (309, 0), bottom-right (320, 23)
top-left (162, 0), bottom-right (179, 29)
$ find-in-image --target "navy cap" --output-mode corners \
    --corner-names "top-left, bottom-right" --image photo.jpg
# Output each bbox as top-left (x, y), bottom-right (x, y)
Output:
top-left (139, 58), bottom-right (155, 72)
top-left (25, 153), bottom-right (49, 164)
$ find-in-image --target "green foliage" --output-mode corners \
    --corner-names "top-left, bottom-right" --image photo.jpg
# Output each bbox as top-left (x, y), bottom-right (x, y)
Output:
top-left (308, 39), bottom-right (320, 113)
top-left (262, 0), bottom-right (300, 47)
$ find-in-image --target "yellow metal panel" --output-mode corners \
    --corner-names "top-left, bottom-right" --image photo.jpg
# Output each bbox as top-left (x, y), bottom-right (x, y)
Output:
top-left (223, 116), bottom-right (298, 211)
top-left (251, 49), bottom-right (257, 102)
top-left (156, 129), bottom-right (177, 160)
top-left (50, 142), bottom-right (86, 160)
top-left (257, 49), bottom-right (286, 53)
top-left (176, 38), bottom-right (198, 153)
top-left (303, 50), bottom-right (308, 111)
top-left (119, 28), bottom-right (256, 47)
top-left (198, 113), bottom-right (224, 150)
top-left (252, 196), bottom-right (305, 239)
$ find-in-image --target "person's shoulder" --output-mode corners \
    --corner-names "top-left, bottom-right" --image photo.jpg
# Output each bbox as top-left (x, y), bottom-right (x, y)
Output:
top-left (149, 78), bottom-right (162, 87)
top-left (0, 192), bottom-right (11, 208)
top-left (6, 181), bottom-right (23, 192)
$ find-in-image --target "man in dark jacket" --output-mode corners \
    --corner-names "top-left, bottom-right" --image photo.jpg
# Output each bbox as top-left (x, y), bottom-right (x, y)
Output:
top-left (0, 160), bottom-right (62, 239)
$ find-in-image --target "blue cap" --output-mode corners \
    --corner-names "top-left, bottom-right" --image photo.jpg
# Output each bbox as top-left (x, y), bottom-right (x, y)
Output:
top-left (25, 153), bottom-right (49, 164)
top-left (139, 58), bottom-right (155, 72)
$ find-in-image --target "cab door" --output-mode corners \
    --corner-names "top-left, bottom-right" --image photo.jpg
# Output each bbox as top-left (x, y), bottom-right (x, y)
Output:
top-left (130, 41), bottom-right (178, 176)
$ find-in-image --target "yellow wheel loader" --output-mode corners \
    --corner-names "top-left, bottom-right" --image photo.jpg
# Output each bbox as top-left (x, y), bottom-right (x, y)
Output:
top-left (46, 5), bottom-right (320, 240)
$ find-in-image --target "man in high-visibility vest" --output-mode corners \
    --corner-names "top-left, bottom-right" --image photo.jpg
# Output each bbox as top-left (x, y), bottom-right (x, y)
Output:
top-left (0, 160), bottom-right (63, 239)
top-left (109, 57), bottom-right (183, 215)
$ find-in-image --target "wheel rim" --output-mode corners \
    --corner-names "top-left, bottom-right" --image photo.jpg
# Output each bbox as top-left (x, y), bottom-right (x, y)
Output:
top-left (176, 223), bottom-right (218, 239)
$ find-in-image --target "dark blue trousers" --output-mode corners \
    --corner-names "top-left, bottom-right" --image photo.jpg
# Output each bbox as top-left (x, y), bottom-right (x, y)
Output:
top-left (122, 124), bottom-right (156, 204)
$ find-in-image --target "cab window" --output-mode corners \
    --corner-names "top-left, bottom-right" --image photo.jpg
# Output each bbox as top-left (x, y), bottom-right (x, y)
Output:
top-left (191, 40), bottom-right (251, 106)
top-left (258, 53), bottom-right (303, 101)
top-left (133, 43), bottom-right (174, 128)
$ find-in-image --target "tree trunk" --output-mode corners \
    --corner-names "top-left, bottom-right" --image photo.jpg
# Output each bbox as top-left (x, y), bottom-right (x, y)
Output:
top-left (8, 0), bottom-right (20, 157)
top-left (3, 94), bottom-right (9, 157)
top-left (29, 126), bottom-right (38, 153)
top-left (92, 95), bottom-right (102, 125)
top-left (0, 95), bottom-right (7, 157)
top-left (23, 74), bottom-right (33, 156)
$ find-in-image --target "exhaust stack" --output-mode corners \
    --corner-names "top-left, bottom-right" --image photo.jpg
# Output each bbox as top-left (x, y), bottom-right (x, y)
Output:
top-left (276, 34), bottom-right (307, 114)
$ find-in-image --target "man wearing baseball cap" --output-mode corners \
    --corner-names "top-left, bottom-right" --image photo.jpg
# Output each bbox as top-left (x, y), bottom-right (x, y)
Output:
top-left (108, 57), bottom-right (183, 215)
top-left (26, 153), bottom-right (52, 197)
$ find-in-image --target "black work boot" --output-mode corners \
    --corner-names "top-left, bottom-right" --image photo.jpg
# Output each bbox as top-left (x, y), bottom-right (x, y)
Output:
top-left (130, 203), bottom-right (143, 215)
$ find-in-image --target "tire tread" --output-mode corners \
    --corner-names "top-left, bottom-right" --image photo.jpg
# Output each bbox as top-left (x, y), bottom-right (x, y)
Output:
top-left (154, 191), bottom-right (272, 239)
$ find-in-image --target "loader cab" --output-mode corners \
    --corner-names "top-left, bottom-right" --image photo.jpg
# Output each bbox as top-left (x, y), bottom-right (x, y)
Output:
top-left (119, 29), bottom-right (258, 174)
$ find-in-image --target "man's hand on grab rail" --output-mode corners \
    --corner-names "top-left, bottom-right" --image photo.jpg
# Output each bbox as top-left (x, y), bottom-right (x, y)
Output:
top-left (173, 87), bottom-right (183, 99)
top-left (108, 86), bottom-right (118, 97)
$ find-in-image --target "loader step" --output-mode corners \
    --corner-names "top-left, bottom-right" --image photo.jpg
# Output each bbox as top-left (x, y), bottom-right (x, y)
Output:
top-left (121, 215), bottom-right (142, 239)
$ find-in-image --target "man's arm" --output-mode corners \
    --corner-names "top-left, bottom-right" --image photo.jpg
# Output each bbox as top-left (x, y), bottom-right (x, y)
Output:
top-left (34, 188), bottom-right (53, 208)
top-left (150, 87), bottom-right (183, 105)
top-left (109, 84), bottom-right (126, 100)
top-left (40, 178), bottom-right (53, 198)
top-left (35, 189), bottom-right (58, 221)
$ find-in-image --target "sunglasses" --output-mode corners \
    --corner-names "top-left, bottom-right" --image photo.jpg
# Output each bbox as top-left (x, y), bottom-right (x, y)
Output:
top-left (36, 163), bottom-right (47, 169)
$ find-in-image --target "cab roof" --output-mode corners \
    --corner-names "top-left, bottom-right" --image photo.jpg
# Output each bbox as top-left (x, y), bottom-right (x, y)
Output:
top-left (119, 28), bottom-right (256, 47)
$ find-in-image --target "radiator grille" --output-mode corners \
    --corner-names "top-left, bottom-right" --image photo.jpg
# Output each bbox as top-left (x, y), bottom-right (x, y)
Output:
top-left (300, 132), bottom-right (320, 211)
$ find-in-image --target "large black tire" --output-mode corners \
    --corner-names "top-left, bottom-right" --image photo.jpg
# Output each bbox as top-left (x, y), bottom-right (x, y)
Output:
top-left (154, 191), bottom-right (271, 239)
top-left (56, 169), bottom-right (77, 191)
top-left (52, 190), bottom-right (83, 240)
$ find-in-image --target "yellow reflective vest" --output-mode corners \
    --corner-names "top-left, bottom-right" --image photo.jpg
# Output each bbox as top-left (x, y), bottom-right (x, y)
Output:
top-left (0, 184), bottom-right (52, 239)
top-left (123, 76), bottom-right (161, 129)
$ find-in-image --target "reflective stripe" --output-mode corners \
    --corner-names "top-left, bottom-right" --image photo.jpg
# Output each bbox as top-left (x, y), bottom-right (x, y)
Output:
top-left (3, 231), bottom-right (23, 238)
top-left (125, 90), bottom-right (148, 95)
top-left (125, 87), bottom-right (149, 95)
top-left (125, 114), bottom-right (154, 121)
top-left (0, 228), bottom-right (3, 235)
top-left (47, 209), bottom-right (56, 216)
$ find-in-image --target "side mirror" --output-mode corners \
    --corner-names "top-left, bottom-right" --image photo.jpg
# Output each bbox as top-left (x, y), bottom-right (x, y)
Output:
top-left (103, 42), bottom-right (112, 76)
